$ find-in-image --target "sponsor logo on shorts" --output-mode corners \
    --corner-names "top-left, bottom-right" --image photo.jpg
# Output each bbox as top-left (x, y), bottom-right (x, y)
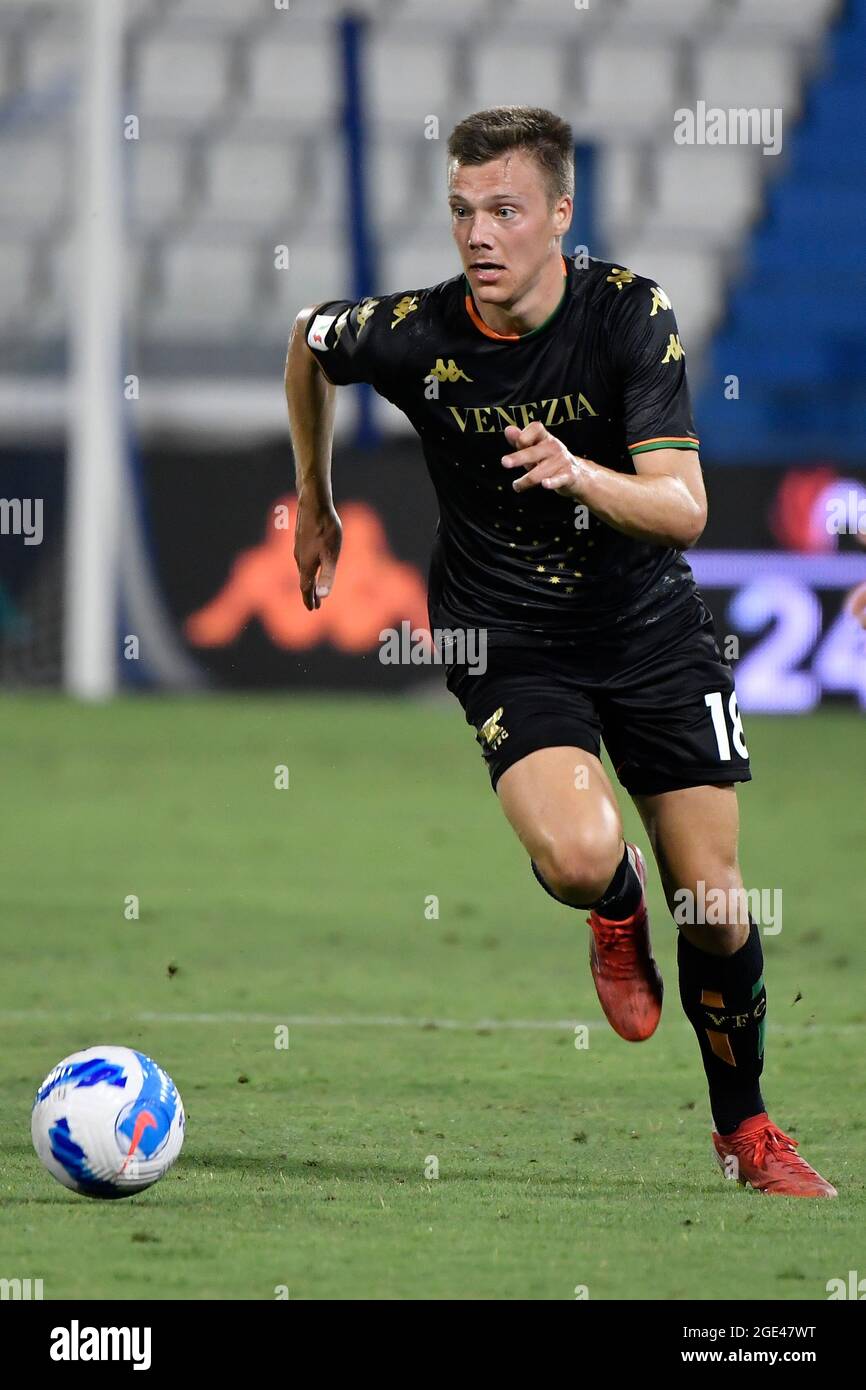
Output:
top-left (479, 706), bottom-right (508, 750)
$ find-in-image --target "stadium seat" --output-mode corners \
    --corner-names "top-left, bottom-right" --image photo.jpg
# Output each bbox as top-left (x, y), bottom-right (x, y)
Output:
top-left (642, 146), bottom-right (762, 248)
top-left (124, 0), bottom-right (158, 24)
top-left (365, 34), bottom-right (456, 127)
top-left (730, 284), bottom-right (866, 335)
top-left (164, 0), bottom-right (284, 31)
top-left (469, 38), bottom-right (570, 115)
top-left (723, 0), bottom-right (841, 42)
top-left (595, 143), bottom-right (643, 244)
top-left (283, 0), bottom-right (385, 19)
top-left (504, 0), bottom-right (617, 32)
top-left (693, 42), bottom-right (801, 117)
top-left (368, 133), bottom-right (442, 231)
top-left (696, 0), bottom-right (866, 459)
top-left (198, 137), bottom-right (303, 230)
top-left (32, 238), bottom-right (148, 340)
top-left (0, 136), bottom-right (68, 229)
top-left (22, 20), bottom-right (81, 98)
top-left (0, 0), bottom-right (54, 34)
top-left (383, 239), bottom-right (464, 296)
top-left (127, 137), bottom-right (193, 231)
top-left (298, 131), bottom-right (346, 228)
top-left (148, 239), bottom-right (262, 338)
top-left (787, 124), bottom-right (865, 181)
top-left (746, 225), bottom-right (865, 274)
top-left (261, 232), bottom-right (352, 334)
top-left (244, 34), bottom-right (340, 129)
top-left (386, 0), bottom-right (497, 32)
top-left (0, 38), bottom-right (12, 105)
top-left (135, 35), bottom-right (233, 125)
top-left (0, 241), bottom-right (34, 331)
top-left (577, 42), bottom-right (681, 136)
top-left (807, 78), bottom-right (866, 137)
top-left (611, 0), bottom-right (720, 38)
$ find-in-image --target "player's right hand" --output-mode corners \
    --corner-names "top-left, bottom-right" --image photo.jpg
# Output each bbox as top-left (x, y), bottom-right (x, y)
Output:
top-left (294, 498), bottom-right (342, 610)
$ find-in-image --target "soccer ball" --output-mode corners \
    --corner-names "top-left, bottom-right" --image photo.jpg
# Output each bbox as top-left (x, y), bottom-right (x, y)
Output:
top-left (31, 1046), bottom-right (185, 1199)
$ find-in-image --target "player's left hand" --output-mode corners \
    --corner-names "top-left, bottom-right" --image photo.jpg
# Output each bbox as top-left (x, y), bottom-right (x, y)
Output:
top-left (501, 422), bottom-right (589, 496)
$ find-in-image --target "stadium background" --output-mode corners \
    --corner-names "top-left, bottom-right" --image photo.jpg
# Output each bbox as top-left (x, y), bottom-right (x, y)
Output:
top-left (2, 0), bottom-right (866, 1303)
top-left (2, 0), bottom-right (865, 695)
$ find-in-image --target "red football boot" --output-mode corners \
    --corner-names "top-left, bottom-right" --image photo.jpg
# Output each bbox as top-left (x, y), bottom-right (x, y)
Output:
top-left (712, 1112), bottom-right (837, 1198)
top-left (587, 843), bottom-right (663, 1042)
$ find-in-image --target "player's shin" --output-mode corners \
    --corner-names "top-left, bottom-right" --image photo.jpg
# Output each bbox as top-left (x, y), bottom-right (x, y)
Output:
top-left (677, 917), bottom-right (767, 1134)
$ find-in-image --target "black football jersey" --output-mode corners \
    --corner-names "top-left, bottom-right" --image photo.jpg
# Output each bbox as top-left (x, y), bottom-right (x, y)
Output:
top-left (305, 254), bottom-right (701, 645)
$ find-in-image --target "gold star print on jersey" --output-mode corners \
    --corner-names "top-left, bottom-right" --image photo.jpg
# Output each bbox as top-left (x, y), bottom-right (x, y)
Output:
top-left (305, 256), bottom-right (700, 645)
top-left (606, 267), bottom-right (636, 290)
top-left (391, 295), bottom-right (419, 329)
top-left (355, 298), bottom-right (379, 334)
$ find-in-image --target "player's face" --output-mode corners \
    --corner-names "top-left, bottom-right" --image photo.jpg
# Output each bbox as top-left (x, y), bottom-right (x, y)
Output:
top-left (447, 150), bottom-right (572, 306)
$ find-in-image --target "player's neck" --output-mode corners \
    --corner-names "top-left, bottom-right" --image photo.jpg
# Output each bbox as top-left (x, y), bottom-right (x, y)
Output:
top-left (471, 252), bottom-right (567, 338)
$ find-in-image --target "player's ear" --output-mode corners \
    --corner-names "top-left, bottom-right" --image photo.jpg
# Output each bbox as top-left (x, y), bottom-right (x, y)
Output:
top-left (553, 195), bottom-right (573, 237)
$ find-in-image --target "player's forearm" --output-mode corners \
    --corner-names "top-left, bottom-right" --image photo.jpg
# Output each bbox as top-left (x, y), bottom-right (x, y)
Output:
top-left (573, 459), bottom-right (706, 549)
top-left (285, 308), bottom-right (337, 510)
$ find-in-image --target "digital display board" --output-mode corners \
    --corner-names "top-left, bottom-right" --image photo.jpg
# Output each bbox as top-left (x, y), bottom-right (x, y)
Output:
top-left (136, 448), bottom-right (866, 704)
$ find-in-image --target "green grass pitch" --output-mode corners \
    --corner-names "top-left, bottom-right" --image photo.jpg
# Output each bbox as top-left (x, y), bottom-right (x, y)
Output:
top-left (1, 694), bottom-right (864, 1300)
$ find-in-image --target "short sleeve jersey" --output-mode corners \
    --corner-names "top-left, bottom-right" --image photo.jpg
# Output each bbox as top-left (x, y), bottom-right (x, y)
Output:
top-left (305, 255), bottom-right (700, 645)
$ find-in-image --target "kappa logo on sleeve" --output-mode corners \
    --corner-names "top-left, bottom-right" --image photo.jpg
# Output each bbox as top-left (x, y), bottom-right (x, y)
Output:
top-left (308, 313), bottom-right (336, 351)
top-left (649, 286), bottom-right (673, 317)
top-left (661, 333), bottom-right (685, 363)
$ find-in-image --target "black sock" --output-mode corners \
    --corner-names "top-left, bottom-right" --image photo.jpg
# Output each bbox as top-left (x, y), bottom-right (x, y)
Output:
top-left (593, 845), bottom-right (643, 919)
top-left (531, 844), bottom-right (642, 918)
top-left (678, 918), bottom-right (767, 1135)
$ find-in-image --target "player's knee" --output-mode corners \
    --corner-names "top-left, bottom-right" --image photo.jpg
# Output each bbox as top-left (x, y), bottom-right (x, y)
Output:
top-left (672, 863), bottom-right (752, 954)
top-left (537, 829), bottom-right (622, 907)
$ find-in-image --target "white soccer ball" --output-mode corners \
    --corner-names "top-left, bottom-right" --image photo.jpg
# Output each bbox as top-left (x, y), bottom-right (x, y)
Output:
top-left (31, 1046), bottom-right (185, 1199)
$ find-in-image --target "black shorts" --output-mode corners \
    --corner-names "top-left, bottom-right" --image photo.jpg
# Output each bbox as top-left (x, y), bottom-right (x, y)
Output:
top-left (445, 593), bottom-right (752, 797)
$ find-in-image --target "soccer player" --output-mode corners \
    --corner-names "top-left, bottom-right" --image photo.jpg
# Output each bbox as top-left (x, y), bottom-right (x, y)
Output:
top-left (285, 107), bottom-right (835, 1198)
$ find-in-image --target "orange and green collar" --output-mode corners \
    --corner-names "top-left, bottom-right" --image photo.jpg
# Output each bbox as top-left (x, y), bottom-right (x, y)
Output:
top-left (464, 254), bottom-right (568, 341)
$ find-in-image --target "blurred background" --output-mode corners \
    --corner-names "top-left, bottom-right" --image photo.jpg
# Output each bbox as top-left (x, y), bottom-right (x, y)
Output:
top-left (3, 2), bottom-right (864, 1302)
top-left (1, 0), bottom-right (865, 703)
